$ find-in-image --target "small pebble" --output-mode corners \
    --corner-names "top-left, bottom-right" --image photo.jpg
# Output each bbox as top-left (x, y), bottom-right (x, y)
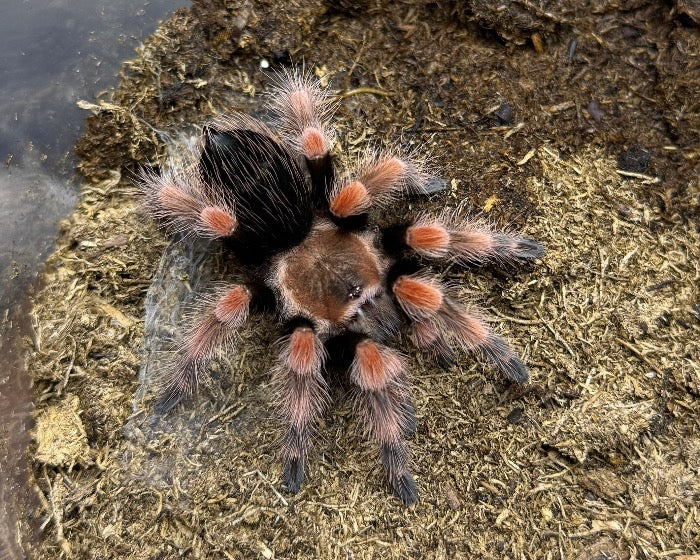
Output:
top-left (587, 100), bottom-right (604, 123)
top-left (618, 145), bottom-right (651, 172)
top-left (531, 32), bottom-right (545, 54)
top-left (445, 487), bottom-right (462, 510)
top-left (495, 102), bottom-right (513, 125)
top-left (507, 407), bottom-right (524, 424)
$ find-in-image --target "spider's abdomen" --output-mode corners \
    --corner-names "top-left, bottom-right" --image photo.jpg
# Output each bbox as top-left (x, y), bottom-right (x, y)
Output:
top-left (199, 123), bottom-right (314, 263)
top-left (273, 225), bottom-right (385, 328)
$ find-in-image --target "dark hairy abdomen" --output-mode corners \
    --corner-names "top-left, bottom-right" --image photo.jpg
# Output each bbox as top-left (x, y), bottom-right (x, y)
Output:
top-left (199, 127), bottom-right (314, 263)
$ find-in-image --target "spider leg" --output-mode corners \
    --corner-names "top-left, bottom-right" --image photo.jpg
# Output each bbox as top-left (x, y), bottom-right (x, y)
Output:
top-left (139, 170), bottom-right (237, 240)
top-left (353, 338), bottom-right (417, 504)
top-left (328, 152), bottom-right (431, 229)
top-left (327, 334), bottom-right (417, 504)
top-left (267, 70), bottom-right (336, 204)
top-left (156, 284), bottom-right (252, 413)
top-left (411, 319), bottom-right (456, 369)
top-left (390, 271), bottom-right (529, 384)
top-left (272, 319), bottom-right (329, 494)
top-left (382, 217), bottom-right (544, 265)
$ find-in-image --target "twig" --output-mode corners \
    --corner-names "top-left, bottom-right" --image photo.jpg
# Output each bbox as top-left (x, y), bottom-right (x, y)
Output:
top-left (406, 126), bottom-right (473, 134)
top-left (58, 335), bottom-right (77, 396)
top-left (615, 169), bottom-right (660, 183)
top-left (615, 337), bottom-right (662, 375)
top-left (48, 473), bottom-right (72, 555)
top-left (541, 146), bottom-right (582, 174)
top-left (488, 307), bottom-right (542, 325)
top-left (196, 403), bottom-right (245, 444)
top-left (334, 87), bottom-right (392, 100)
top-left (504, 122), bottom-right (525, 139)
top-left (513, 0), bottom-right (568, 23)
top-left (256, 470), bottom-right (289, 507)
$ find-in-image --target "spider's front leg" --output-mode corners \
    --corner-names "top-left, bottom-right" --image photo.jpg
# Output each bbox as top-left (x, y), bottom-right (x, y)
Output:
top-left (327, 153), bottom-right (430, 230)
top-left (327, 334), bottom-right (418, 505)
top-left (390, 270), bottom-right (529, 384)
top-left (156, 284), bottom-right (252, 413)
top-left (272, 319), bottom-right (329, 494)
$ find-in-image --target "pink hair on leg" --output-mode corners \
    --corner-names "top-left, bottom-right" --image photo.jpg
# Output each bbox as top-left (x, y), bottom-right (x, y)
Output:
top-left (406, 223), bottom-right (450, 258)
top-left (392, 274), bottom-right (444, 320)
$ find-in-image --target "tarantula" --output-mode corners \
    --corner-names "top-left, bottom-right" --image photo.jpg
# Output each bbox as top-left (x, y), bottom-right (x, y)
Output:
top-left (139, 70), bottom-right (543, 505)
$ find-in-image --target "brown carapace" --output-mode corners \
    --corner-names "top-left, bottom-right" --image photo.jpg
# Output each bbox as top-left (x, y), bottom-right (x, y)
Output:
top-left (138, 69), bottom-right (544, 505)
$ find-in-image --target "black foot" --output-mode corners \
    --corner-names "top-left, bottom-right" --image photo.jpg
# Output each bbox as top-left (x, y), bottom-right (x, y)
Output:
top-left (514, 237), bottom-right (545, 259)
top-left (413, 176), bottom-right (446, 195)
top-left (154, 387), bottom-right (184, 416)
top-left (403, 400), bottom-right (417, 435)
top-left (436, 346), bottom-right (456, 370)
top-left (391, 472), bottom-right (419, 505)
top-left (380, 442), bottom-right (419, 505)
top-left (283, 457), bottom-right (305, 494)
top-left (500, 356), bottom-right (529, 384)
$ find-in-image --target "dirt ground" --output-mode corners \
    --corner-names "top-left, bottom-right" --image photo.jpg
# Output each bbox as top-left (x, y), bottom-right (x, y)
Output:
top-left (24, 0), bottom-right (699, 558)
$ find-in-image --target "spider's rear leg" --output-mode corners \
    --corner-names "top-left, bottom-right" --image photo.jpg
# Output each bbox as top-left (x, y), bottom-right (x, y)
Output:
top-left (328, 152), bottom-right (431, 230)
top-left (267, 70), bottom-right (336, 204)
top-left (156, 284), bottom-right (252, 414)
top-left (273, 319), bottom-right (329, 494)
top-left (139, 171), bottom-right (238, 240)
top-left (327, 333), bottom-right (418, 505)
top-left (382, 217), bottom-right (544, 265)
top-left (412, 320), bottom-right (456, 370)
top-left (390, 272), bottom-right (529, 384)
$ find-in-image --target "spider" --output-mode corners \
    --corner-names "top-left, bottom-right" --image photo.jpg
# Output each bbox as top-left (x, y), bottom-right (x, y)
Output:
top-left (139, 70), bottom-right (544, 505)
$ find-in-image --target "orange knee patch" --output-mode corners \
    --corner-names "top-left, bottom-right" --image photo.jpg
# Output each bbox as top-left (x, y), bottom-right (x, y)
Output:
top-left (288, 327), bottom-right (318, 375)
top-left (406, 224), bottom-right (450, 255)
top-left (393, 276), bottom-right (443, 314)
top-left (329, 181), bottom-right (370, 218)
top-left (214, 286), bottom-right (251, 325)
top-left (200, 206), bottom-right (237, 237)
top-left (354, 341), bottom-right (403, 391)
top-left (361, 157), bottom-right (406, 194)
top-left (301, 127), bottom-right (328, 159)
